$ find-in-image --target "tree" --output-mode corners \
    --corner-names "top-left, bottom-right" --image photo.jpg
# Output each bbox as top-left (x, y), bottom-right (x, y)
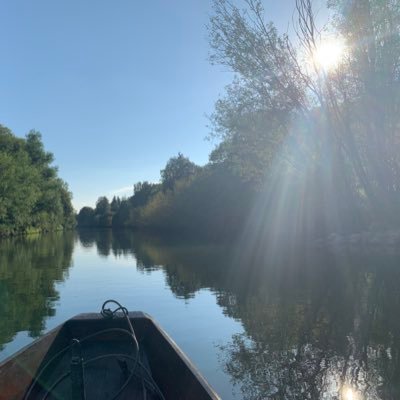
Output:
top-left (207, 0), bottom-right (311, 185)
top-left (209, 81), bottom-right (289, 184)
top-left (77, 207), bottom-right (95, 227)
top-left (0, 125), bottom-right (74, 235)
top-left (59, 184), bottom-right (75, 228)
top-left (326, 0), bottom-right (400, 222)
top-left (131, 181), bottom-right (160, 207)
top-left (208, 0), bottom-right (400, 230)
top-left (160, 153), bottom-right (199, 191)
top-left (112, 199), bottom-right (133, 227)
top-left (0, 149), bottom-right (40, 231)
top-left (95, 197), bottom-right (110, 216)
top-left (110, 196), bottom-right (121, 212)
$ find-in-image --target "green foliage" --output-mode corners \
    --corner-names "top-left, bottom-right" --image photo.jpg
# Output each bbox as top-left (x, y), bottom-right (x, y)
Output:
top-left (77, 155), bottom-right (246, 238)
top-left (160, 153), bottom-right (199, 191)
top-left (0, 125), bottom-right (75, 236)
top-left (95, 196), bottom-right (110, 215)
top-left (110, 196), bottom-right (121, 212)
top-left (78, 159), bottom-right (255, 239)
top-left (131, 182), bottom-right (160, 207)
top-left (137, 165), bottom-right (255, 237)
top-left (91, 197), bottom-right (112, 227)
top-left (112, 199), bottom-right (134, 227)
top-left (209, 82), bottom-right (288, 185)
top-left (77, 207), bottom-right (95, 227)
top-left (206, 0), bottom-right (400, 231)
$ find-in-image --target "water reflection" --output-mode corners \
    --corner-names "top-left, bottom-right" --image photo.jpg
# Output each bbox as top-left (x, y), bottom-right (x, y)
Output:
top-left (0, 232), bottom-right (74, 348)
top-left (76, 230), bottom-right (400, 399)
top-left (215, 248), bottom-right (400, 400)
top-left (1, 229), bottom-right (400, 399)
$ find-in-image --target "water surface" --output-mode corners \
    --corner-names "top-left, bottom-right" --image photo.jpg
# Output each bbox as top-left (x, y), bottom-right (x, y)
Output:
top-left (1, 230), bottom-right (400, 399)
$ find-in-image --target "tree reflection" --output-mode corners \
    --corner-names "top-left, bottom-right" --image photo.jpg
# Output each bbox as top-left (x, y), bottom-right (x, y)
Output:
top-left (216, 251), bottom-right (400, 400)
top-left (76, 229), bottom-right (137, 259)
top-left (0, 232), bottom-right (74, 348)
top-left (76, 230), bottom-right (400, 399)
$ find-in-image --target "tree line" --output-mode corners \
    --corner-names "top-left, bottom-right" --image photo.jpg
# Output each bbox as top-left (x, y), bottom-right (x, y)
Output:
top-left (0, 125), bottom-right (75, 236)
top-left (77, 153), bottom-right (252, 238)
top-left (79, 0), bottom-right (400, 240)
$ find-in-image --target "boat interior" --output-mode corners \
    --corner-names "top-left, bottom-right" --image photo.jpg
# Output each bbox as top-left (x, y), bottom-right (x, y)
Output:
top-left (22, 309), bottom-right (217, 400)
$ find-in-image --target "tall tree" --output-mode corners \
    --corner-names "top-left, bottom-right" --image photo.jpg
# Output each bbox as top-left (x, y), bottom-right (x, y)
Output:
top-left (131, 181), bottom-right (160, 207)
top-left (95, 197), bottom-right (110, 215)
top-left (110, 196), bottom-right (121, 212)
top-left (208, 0), bottom-right (400, 229)
top-left (77, 207), bottom-right (95, 227)
top-left (161, 153), bottom-right (199, 191)
top-left (0, 125), bottom-right (74, 235)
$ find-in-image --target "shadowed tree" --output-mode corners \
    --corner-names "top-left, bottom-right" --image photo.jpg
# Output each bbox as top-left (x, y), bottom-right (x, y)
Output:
top-left (131, 182), bottom-right (160, 207)
top-left (110, 196), bottom-right (121, 213)
top-left (160, 153), bottom-right (199, 192)
top-left (208, 0), bottom-right (400, 230)
top-left (94, 197), bottom-right (112, 227)
top-left (77, 207), bottom-right (95, 227)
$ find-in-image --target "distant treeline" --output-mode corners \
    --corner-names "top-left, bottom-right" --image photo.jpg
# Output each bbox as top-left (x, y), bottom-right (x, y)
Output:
top-left (77, 153), bottom-right (254, 238)
top-left (82, 0), bottom-right (400, 240)
top-left (0, 125), bottom-right (75, 237)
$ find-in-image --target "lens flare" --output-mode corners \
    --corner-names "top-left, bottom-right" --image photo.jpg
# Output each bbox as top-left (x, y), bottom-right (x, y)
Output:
top-left (344, 388), bottom-right (354, 400)
top-left (341, 386), bottom-right (361, 400)
top-left (312, 37), bottom-right (346, 71)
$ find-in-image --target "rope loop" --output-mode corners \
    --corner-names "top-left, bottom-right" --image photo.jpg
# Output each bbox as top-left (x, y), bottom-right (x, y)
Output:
top-left (101, 299), bottom-right (129, 319)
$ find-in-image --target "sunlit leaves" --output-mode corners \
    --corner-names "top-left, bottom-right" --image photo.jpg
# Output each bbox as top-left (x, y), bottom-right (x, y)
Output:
top-left (0, 125), bottom-right (74, 235)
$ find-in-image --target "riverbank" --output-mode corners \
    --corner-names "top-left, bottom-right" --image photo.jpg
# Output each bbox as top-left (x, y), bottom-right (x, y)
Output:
top-left (0, 226), bottom-right (73, 239)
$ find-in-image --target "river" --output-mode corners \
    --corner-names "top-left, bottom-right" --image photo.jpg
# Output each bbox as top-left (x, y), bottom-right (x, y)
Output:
top-left (0, 229), bottom-right (399, 399)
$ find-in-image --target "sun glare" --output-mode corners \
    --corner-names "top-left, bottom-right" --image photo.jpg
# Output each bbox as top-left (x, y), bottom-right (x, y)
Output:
top-left (341, 386), bottom-right (361, 400)
top-left (312, 37), bottom-right (346, 72)
top-left (344, 388), bottom-right (354, 400)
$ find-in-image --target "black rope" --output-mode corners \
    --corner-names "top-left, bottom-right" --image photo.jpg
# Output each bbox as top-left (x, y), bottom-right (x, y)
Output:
top-left (24, 300), bottom-right (165, 400)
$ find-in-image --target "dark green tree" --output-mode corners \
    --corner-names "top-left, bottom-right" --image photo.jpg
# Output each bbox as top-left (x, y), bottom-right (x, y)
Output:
top-left (112, 199), bottom-right (132, 227)
top-left (77, 207), bottom-right (95, 227)
top-left (131, 181), bottom-right (160, 207)
top-left (160, 153), bottom-right (199, 191)
top-left (110, 196), bottom-right (121, 212)
top-left (0, 125), bottom-right (74, 236)
top-left (95, 197), bottom-right (110, 215)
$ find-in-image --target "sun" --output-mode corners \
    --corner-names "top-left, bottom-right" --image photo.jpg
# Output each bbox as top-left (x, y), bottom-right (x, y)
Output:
top-left (341, 386), bottom-right (361, 400)
top-left (344, 388), bottom-right (354, 400)
top-left (312, 37), bottom-right (346, 72)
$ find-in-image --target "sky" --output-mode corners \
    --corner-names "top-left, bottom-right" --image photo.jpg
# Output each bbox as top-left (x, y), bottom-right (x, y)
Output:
top-left (1, 0), bottom-right (300, 210)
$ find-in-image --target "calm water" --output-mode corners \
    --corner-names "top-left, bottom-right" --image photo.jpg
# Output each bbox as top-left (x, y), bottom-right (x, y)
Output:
top-left (1, 230), bottom-right (400, 399)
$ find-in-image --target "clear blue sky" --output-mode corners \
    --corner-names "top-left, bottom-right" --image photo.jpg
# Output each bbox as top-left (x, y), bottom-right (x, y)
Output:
top-left (1, 0), bottom-right (298, 210)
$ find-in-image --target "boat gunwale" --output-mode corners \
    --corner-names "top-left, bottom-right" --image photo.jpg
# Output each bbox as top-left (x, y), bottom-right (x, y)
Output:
top-left (0, 311), bottom-right (221, 400)
top-left (0, 325), bottom-right (62, 369)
